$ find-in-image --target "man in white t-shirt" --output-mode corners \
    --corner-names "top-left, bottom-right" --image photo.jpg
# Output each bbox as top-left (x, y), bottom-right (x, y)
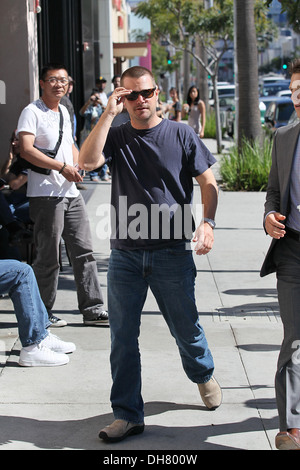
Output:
top-left (17, 63), bottom-right (108, 327)
top-left (95, 77), bottom-right (108, 108)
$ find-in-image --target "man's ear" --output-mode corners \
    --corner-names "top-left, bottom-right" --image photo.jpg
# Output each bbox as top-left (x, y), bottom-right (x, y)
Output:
top-left (155, 86), bottom-right (159, 102)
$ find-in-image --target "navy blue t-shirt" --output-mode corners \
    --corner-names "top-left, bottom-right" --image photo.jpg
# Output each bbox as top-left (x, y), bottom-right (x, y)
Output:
top-left (103, 118), bottom-right (216, 249)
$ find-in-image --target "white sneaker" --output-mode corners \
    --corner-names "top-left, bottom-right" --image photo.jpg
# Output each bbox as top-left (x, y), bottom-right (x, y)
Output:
top-left (19, 344), bottom-right (69, 367)
top-left (42, 332), bottom-right (76, 354)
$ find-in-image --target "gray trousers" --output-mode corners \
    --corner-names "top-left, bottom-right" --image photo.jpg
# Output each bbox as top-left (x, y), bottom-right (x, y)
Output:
top-left (29, 194), bottom-right (104, 320)
top-left (274, 235), bottom-right (300, 431)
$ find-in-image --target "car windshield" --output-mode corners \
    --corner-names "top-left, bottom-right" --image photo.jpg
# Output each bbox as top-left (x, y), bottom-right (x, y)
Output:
top-left (219, 96), bottom-right (235, 107)
top-left (218, 89), bottom-right (235, 96)
top-left (262, 82), bottom-right (290, 96)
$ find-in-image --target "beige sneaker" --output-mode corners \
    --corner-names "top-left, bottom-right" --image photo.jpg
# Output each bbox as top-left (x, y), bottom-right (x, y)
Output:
top-left (198, 376), bottom-right (222, 410)
top-left (99, 419), bottom-right (144, 443)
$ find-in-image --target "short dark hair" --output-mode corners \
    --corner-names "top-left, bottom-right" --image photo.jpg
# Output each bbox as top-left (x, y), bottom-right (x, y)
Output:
top-left (40, 63), bottom-right (68, 81)
top-left (288, 58), bottom-right (300, 77)
top-left (121, 66), bottom-right (156, 87)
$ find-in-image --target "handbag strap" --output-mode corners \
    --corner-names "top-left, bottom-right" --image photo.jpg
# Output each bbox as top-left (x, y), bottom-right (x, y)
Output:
top-left (33, 106), bottom-right (64, 157)
top-left (52, 107), bottom-right (64, 155)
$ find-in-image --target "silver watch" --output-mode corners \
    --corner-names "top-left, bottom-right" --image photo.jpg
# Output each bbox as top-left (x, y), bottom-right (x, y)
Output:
top-left (203, 218), bottom-right (216, 229)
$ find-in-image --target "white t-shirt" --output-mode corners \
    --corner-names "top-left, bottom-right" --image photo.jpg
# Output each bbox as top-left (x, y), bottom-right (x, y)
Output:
top-left (17, 99), bottom-right (79, 198)
top-left (99, 91), bottom-right (108, 107)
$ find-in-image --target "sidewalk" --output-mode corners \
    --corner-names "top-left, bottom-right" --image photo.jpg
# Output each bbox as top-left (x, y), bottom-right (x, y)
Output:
top-left (0, 138), bottom-right (281, 451)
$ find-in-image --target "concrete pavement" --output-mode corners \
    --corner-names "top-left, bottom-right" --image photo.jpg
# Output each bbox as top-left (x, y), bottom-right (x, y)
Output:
top-left (0, 138), bottom-right (282, 451)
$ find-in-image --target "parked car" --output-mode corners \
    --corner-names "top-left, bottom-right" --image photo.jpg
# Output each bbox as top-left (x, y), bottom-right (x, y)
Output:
top-left (260, 94), bottom-right (293, 125)
top-left (209, 83), bottom-right (235, 106)
top-left (260, 80), bottom-right (290, 97)
top-left (288, 110), bottom-right (299, 125)
top-left (277, 89), bottom-right (291, 97)
top-left (263, 97), bottom-right (294, 131)
top-left (225, 107), bottom-right (235, 137)
top-left (259, 96), bottom-right (277, 123)
top-left (209, 91), bottom-right (235, 135)
top-left (259, 74), bottom-right (287, 88)
top-left (219, 95), bottom-right (235, 134)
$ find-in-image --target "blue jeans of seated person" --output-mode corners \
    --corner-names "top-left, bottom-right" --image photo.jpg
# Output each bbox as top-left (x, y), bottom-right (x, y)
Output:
top-left (89, 164), bottom-right (108, 180)
top-left (107, 241), bottom-right (215, 423)
top-left (0, 192), bottom-right (15, 226)
top-left (6, 192), bottom-right (30, 225)
top-left (0, 191), bottom-right (30, 226)
top-left (0, 260), bottom-right (50, 347)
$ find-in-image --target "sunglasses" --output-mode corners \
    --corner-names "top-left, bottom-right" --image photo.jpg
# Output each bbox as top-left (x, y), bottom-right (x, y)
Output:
top-left (125, 87), bottom-right (156, 101)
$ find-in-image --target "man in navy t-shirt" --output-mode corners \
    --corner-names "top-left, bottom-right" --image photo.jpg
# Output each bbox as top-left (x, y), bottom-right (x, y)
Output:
top-left (79, 66), bottom-right (222, 443)
top-left (103, 117), bottom-right (216, 249)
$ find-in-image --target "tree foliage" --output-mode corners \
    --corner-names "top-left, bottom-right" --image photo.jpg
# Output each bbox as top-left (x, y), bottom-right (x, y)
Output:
top-left (135, 0), bottom-right (274, 76)
top-left (135, 0), bottom-right (274, 153)
top-left (265, 0), bottom-right (300, 33)
top-left (135, 0), bottom-right (234, 74)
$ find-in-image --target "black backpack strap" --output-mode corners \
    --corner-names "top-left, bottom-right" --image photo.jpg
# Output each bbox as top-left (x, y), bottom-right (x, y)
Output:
top-left (26, 106), bottom-right (65, 175)
top-left (52, 107), bottom-right (64, 156)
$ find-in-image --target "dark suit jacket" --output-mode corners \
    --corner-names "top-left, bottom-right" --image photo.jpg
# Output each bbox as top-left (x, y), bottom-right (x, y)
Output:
top-left (260, 121), bottom-right (300, 277)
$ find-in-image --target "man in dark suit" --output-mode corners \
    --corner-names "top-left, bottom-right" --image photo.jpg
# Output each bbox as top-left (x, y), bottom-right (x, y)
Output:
top-left (261, 58), bottom-right (300, 450)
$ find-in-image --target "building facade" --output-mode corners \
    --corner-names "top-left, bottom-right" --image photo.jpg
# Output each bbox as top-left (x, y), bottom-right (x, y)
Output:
top-left (0, 0), bottom-right (149, 163)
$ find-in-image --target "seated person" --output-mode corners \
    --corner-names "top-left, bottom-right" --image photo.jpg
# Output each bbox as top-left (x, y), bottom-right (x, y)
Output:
top-left (0, 259), bottom-right (75, 366)
top-left (0, 131), bottom-right (32, 258)
top-left (0, 191), bottom-right (31, 245)
top-left (1, 130), bottom-right (30, 224)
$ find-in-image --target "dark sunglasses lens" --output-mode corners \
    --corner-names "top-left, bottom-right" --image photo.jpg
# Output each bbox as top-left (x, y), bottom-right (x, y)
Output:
top-left (126, 88), bottom-right (155, 101)
top-left (126, 92), bottom-right (139, 101)
top-left (140, 89), bottom-right (154, 99)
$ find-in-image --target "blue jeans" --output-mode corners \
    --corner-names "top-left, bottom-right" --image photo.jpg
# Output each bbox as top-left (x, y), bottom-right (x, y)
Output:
top-left (107, 242), bottom-right (215, 423)
top-left (89, 164), bottom-right (108, 180)
top-left (0, 192), bottom-right (15, 225)
top-left (0, 260), bottom-right (50, 347)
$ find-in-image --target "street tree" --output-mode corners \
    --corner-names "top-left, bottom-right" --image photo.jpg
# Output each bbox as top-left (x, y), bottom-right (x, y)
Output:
top-left (265, 0), bottom-right (300, 34)
top-left (135, 0), bottom-right (234, 153)
top-left (234, 0), bottom-right (262, 149)
top-left (136, 0), bottom-right (274, 153)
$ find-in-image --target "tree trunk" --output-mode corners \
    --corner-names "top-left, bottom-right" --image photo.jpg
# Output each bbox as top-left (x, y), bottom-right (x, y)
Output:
top-left (196, 37), bottom-right (209, 111)
top-left (235, 0), bottom-right (262, 149)
top-left (212, 72), bottom-right (223, 154)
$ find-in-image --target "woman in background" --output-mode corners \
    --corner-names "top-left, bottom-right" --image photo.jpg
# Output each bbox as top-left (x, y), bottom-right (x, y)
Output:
top-left (183, 86), bottom-right (206, 138)
top-left (167, 87), bottom-right (182, 122)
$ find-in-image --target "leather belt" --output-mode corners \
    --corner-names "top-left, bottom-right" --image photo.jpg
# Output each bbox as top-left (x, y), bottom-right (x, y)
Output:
top-left (285, 226), bottom-right (300, 242)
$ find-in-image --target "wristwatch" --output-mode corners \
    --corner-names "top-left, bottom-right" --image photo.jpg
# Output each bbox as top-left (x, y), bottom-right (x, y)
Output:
top-left (203, 218), bottom-right (216, 229)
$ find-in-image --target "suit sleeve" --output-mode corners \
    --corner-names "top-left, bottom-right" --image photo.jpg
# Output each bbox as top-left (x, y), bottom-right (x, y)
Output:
top-left (264, 131), bottom-right (281, 221)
